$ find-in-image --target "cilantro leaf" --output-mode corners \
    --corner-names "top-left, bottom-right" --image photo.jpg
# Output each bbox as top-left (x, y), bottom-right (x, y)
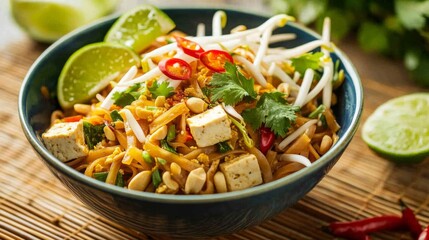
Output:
top-left (83, 121), bottom-right (105, 149)
top-left (112, 83), bottom-right (144, 107)
top-left (242, 92), bottom-right (300, 137)
top-left (149, 80), bottom-right (174, 99)
top-left (208, 62), bottom-right (257, 105)
top-left (291, 52), bottom-right (324, 75)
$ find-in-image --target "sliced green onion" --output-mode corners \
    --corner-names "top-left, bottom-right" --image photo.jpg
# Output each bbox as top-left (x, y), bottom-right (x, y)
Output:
top-left (217, 141), bottom-right (232, 153)
top-left (309, 104), bottom-right (326, 119)
top-left (152, 169), bottom-right (162, 188)
top-left (167, 125), bottom-right (176, 142)
top-left (142, 150), bottom-right (154, 164)
top-left (93, 171), bottom-right (124, 187)
top-left (157, 158), bottom-right (167, 165)
top-left (160, 139), bottom-right (177, 154)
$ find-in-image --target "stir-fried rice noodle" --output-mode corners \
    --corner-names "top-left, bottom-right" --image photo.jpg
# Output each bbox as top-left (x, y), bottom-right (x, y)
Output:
top-left (43, 11), bottom-right (343, 194)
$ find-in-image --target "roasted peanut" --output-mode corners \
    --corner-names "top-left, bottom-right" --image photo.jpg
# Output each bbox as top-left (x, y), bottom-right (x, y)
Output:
top-left (214, 171), bottom-right (227, 193)
top-left (185, 167), bottom-right (206, 194)
top-left (128, 170), bottom-right (151, 191)
top-left (185, 97), bottom-right (207, 114)
top-left (149, 125), bottom-right (168, 142)
top-left (162, 171), bottom-right (179, 191)
top-left (170, 162), bottom-right (182, 176)
top-left (277, 83), bottom-right (290, 96)
top-left (103, 125), bottom-right (116, 141)
top-left (319, 135), bottom-right (333, 155)
top-left (74, 104), bottom-right (91, 115)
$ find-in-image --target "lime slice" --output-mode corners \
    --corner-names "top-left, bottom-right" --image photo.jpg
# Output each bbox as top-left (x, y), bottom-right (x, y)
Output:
top-left (105, 4), bottom-right (175, 53)
top-left (362, 93), bottom-right (429, 163)
top-left (10, 0), bottom-right (119, 43)
top-left (57, 42), bottom-right (140, 109)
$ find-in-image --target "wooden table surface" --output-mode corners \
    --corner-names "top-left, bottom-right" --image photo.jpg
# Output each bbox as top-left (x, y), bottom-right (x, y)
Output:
top-left (1, 1), bottom-right (428, 240)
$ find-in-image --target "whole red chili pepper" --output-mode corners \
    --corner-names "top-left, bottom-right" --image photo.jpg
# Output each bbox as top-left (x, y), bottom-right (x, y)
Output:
top-left (329, 215), bottom-right (405, 239)
top-left (418, 225), bottom-right (428, 240)
top-left (259, 127), bottom-right (275, 154)
top-left (400, 199), bottom-right (423, 239)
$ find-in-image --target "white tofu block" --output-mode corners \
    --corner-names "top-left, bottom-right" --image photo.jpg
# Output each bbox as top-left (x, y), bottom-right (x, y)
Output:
top-left (42, 121), bottom-right (88, 162)
top-left (186, 105), bottom-right (232, 147)
top-left (219, 154), bottom-right (263, 191)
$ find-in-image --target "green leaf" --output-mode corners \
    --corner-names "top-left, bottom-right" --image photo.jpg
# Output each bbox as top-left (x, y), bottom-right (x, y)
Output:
top-left (83, 121), bottom-right (105, 149)
top-left (358, 21), bottom-right (389, 53)
top-left (110, 110), bottom-right (123, 122)
top-left (112, 83), bottom-right (144, 107)
top-left (148, 80), bottom-right (174, 99)
top-left (242, 92), bottom-right (300, 137)
top-left (315, 8), bottom-right (353, 41)
top-left (395, 0), bottom-right (429, 30)
top-left (209, 62), bottom-right (257, 105)
top-left (291, 52), bottom-right (324, 75)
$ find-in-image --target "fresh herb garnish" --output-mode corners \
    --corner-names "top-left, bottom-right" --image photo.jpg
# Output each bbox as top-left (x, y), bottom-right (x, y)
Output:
top-left (291, 52), bottom-right (324, 75)
top-left (112, 83), bottom-right (144, 107)
top-left (160, 139), bottom-right (177, 154)
top-left (217, 141), bottom-right (232, 153)
top-left (242, 92), bottom-right (300, 137)
top-left (110, 110), bottom-right (123, 122)
top-left (83, 121), bottom-right (105, 149)
top-left (208, 62), bottom-right (257, 105)
top-left (148, 80), bottom-right (174, 98)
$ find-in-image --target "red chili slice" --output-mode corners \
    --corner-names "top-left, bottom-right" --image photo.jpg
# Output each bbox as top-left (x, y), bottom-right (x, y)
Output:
top-left (260, 127), bottom-right (275, 154)
top-left (63, 115), bottom-right (83, 122)
top-left (175, 36), bottom-right (205, 58)
top-left (158, 58), bottom-right (192, 80)
top-left (199, 49), bottom-right (233, 72)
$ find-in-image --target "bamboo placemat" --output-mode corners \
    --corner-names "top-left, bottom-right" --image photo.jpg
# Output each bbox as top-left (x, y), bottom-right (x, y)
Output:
top-left (1, 1), bottom-right (429, 239)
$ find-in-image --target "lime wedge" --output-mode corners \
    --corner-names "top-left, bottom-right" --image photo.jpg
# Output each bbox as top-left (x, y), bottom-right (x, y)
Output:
top-left (10, 0), bottom-right (119, 43)
top-left (362, 93), bottom-right (429, 163)
top-left (105, 4), bottom-right (175, 53)
top-left (57, 42), bottom-right (140, 109)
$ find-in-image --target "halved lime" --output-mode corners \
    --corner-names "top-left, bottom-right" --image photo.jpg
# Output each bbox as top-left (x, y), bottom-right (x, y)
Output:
top-left (57, 42), bottom-right (140, 109)
top-left (105, 4), bottom-right (175, 53)
top-left (362, 93), bottom-right (429, 163)
top-left (10, 0), bottom-right (119, 43)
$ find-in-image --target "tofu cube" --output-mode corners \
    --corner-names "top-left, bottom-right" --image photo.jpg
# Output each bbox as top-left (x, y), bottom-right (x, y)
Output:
top-left (186, 105), bottom-right (232, 147)
top-left (42, 121), bottom-right (88, 162)
top-left (219, 154), bottom-right (263, 191)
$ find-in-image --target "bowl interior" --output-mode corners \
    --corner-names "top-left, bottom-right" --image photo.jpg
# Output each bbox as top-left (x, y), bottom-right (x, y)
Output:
top-left (19, 8), bottom-right (363, 203)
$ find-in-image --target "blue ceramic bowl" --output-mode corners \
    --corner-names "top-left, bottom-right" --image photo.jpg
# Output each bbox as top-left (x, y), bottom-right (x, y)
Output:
top-left (19, 8), bottom-right (363, 238)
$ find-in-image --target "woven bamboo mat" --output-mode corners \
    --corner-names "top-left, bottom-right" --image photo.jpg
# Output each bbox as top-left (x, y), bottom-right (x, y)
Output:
top-left (1, 1), bottom-right (429, 239)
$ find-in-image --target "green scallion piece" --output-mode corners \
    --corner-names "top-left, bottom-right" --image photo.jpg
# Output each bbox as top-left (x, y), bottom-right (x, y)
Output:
top-left (167, 125), bottom-right (176, 142)
top-left (152, 169), bottom-right (162, 188)
top-left (309, 104), bottom-right (326, 119)
top-left (142, 150), bottom-right (154, 164)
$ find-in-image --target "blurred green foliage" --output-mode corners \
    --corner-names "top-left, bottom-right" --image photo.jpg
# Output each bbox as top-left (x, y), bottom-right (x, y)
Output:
top-left (271, 0), bottom-right (429, 86)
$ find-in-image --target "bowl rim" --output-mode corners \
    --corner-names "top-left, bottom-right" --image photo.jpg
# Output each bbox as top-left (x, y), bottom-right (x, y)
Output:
top-left (18, 7), bottom-right (363, 204)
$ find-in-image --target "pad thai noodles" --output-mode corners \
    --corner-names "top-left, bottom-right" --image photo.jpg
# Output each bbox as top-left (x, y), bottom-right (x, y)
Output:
top-left (42, 11), bottom-right (344, 194)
